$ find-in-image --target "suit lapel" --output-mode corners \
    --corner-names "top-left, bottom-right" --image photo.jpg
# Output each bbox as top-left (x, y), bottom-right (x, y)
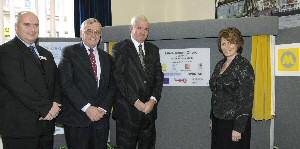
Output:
top-left (35, 46), bottom-right (50, 86)
top-left (78, 43), bottom-right (98, 86)
top-left (97, 50), bottom-right (107, 89)
top-left (144, 43), bottom-right (151, 74)
top-left (13, 37), bottom-right (43, 69)
top-left (36, 46), bottom-right (46, 70)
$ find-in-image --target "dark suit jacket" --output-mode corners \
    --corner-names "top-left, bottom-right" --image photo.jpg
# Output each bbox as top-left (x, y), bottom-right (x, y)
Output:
top-left (209, 54), bottom-right (254, 133)
top-left (0, 37), bottom-right (61, 137)
top-left (57, 42), bottom-right (116, 128)
top-left (112, 39), bottom-right (163, 121)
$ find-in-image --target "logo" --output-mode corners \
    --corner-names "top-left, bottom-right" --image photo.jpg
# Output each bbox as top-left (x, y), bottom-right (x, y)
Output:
top-left (281, 51), bottom-right (296, 68)
top-left (174, 78), bottom-right (187, 83)
top-left (278, 48), bottom-right (299, 71)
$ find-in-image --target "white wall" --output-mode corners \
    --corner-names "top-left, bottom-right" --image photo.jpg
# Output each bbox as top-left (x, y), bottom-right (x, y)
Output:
top-left (112, 0), bottom-right (215, 25)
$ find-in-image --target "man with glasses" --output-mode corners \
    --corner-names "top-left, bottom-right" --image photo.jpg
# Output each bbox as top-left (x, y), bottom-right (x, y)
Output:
top-left (57, 18), bottom-right (116, 149)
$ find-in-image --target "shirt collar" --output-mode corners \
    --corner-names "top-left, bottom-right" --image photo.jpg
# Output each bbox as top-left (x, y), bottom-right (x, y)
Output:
top-left (131, 35), bottom-right (144, 50)
top-left (83, 43), bottom-right (97, 53)
top-left (16, 35), bottom-right (36, 47)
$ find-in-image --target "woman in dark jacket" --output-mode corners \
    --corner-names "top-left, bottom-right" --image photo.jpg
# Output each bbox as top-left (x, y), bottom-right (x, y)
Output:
top-left (209, 27), bottom-right (255, 149)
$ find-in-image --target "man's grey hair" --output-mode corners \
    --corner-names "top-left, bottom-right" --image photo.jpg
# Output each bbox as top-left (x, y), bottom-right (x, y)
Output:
top-left (130, 15), bottom-right (149, 26)
top-left (80, 18), bottom-right (101, 30)
top-left (15, 11), bottom-right (36, 25)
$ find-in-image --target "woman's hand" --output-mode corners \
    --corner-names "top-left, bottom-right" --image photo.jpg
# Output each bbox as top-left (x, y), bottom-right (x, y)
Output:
top-left (232, 130), bottom-right (241, 142)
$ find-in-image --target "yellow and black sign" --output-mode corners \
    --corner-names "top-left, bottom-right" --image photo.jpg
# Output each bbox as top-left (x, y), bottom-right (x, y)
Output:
top-left (4, 27), bottom-right (10, 39)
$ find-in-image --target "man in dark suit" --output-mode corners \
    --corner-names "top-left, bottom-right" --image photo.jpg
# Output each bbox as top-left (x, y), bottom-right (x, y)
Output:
top-left (57, 18), bottom-right (116, 149)
top-left (0, 11), bottom-right (61, 149)
top-left (112, 15), bottom-right (164, 149)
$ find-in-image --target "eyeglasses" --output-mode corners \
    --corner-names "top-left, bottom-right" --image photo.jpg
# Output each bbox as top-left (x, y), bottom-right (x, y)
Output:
top-left (84, 29), bottom-right (101, 36)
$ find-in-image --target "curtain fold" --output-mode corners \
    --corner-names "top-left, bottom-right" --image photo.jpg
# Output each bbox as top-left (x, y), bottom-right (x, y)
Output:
top-left (251, 35), bottom-right (275, 120)
top-left (74, 0), bottom-right (112, 37)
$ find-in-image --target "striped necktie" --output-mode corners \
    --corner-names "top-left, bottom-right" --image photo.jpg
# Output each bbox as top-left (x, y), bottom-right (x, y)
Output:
top-left (28, 46), bottom-right (40, 61)
top-left (138, 44), bottom-right (145, 70)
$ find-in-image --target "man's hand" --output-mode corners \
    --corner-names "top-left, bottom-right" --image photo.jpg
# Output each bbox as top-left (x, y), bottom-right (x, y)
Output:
top-left (134, 100), bottom-right (146, 112)
top-left (143, 99), bottom-right (156, 114)
top-left (40, 113), bottom-right (54, 121)
top-left (50, 102), bottom-right (61, 117)
top-left (86, 106), bottom-right (105, 122)
top-left (40, 102), bottom-right (61, 121)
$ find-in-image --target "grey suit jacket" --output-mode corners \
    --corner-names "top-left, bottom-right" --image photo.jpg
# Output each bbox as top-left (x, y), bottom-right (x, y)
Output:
top-left (112, 39), bottom-right (163, 121)
top-left (57, 42), bottom-right (116, 128)
top-left (0, 37), bottom-right (61, 137)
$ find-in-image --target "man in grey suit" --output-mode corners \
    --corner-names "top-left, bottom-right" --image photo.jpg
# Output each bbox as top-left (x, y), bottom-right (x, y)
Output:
top-left (57, 18), bottom-right (116, 149)
top-left (0, 11), bottom-right (61, 149)
top-left (112, 15), bottom-right (164, 149)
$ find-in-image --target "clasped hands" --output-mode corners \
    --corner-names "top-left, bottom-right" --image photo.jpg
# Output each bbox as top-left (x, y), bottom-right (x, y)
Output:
top-left (134, 99), bottom-right (156, 114)
top-left (39, 102), bottom-right (61, 121)
top-left (85, 106), bottom-right (106, 122)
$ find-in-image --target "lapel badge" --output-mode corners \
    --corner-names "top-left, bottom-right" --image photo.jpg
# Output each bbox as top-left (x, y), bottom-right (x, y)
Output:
top-left (40, 56), bottom-right (47, 61)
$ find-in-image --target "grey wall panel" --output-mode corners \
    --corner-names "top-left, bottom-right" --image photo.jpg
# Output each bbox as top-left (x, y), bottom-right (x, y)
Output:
top-left (153, 38), bottom-right (217, 149)
top-left (274, 26), bottom-right (300, 149)
top-left (157, 86), bottom-right (211, 149)
top-left (251, 121), bottom-right (270, 149)
top-left (102, 16), bottom-right (278, 42)
top-left (149, 16), bottom-right (278, 40)
top-left (275, 77), bottom-right (300, 149)
top-left (276, 26), bottom-right (300, 44)
top-left (38, 37), bottom-right (80, 42)
top-left (101, 25), bottom-right (129, 43)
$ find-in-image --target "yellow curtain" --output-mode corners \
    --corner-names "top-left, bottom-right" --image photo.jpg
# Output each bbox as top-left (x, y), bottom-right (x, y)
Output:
top-left (109, 42), bottom-right (117, 55)
top-left (251, 35), bottom-right (275, 120)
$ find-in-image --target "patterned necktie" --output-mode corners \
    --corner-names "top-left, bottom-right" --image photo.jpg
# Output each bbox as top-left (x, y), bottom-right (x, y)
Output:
top-left (88, 49), bottom-right (98, 81)
top-left (138, 44), bottom-right (145, 70)
top-left (28, 46), bottom-right (40, 61)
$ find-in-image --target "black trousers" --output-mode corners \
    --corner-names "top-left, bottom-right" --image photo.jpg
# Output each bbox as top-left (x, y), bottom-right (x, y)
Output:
top-left (116, 117), bottom-right (156, 149)
top-left (2, 132), bottom-right (53, 149)
top-left (211, 114), bottom-right (251, 149)
top-left (64, 124), bottom-right (109, 149)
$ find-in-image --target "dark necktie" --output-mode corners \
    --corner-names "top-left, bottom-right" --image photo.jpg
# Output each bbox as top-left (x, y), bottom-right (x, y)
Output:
top-left (138, 44), bottom-right (145, 70)
top-left (89, 49), bottom-right (98, 81)
top-left (28, 46), bottom-right (40, 61)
